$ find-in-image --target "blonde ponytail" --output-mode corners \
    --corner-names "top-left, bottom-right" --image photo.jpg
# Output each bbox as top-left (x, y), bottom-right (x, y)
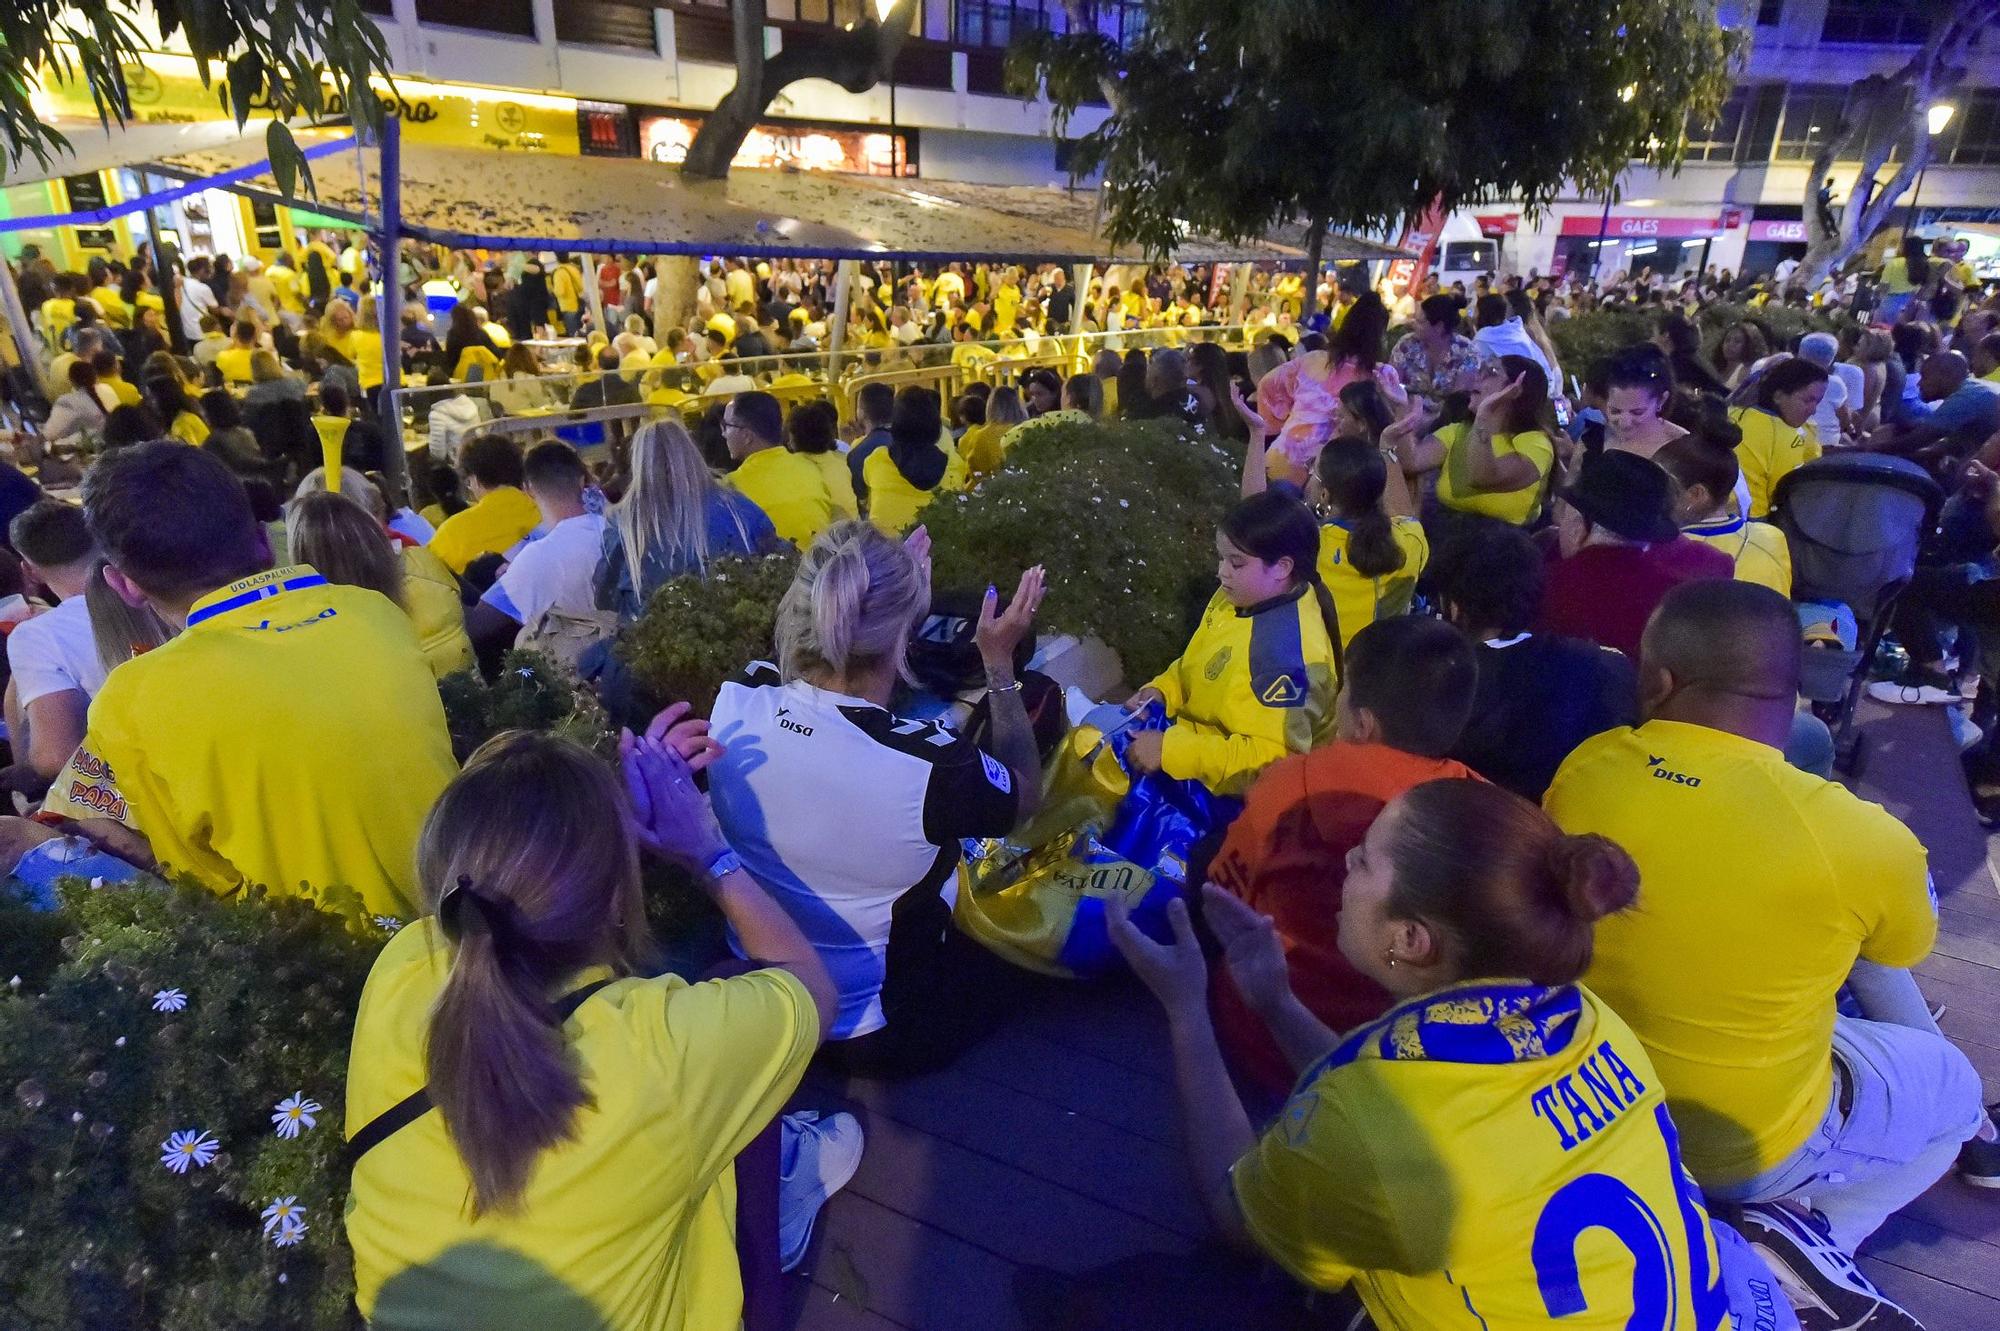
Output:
top-left (776, 520), bottom-right (927, 683)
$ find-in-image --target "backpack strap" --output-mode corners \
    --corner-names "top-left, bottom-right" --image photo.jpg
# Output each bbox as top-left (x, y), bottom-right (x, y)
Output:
top-left (346, 978), bottom-right (612, 1168)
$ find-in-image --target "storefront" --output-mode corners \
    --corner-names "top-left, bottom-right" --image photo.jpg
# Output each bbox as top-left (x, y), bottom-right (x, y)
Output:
top-left (1739, 214), bottom-right (1811, 279)
top-left (636, 110), bottom-right (914, 177)
top-left (1550, 214), bottom-right (1725, 282)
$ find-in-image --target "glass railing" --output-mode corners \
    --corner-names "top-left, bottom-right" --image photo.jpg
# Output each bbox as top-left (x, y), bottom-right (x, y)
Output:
top-left (388, 323), bottom-right (1261, 457)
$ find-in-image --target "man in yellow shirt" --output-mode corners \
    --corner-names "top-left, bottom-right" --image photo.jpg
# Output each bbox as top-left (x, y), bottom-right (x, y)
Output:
top-left (1546, 581), bottom-right (1984, 1296)
top-left (429, 435), bottom-right (543, 576)
top-left (215, 318), bottom-right (261, 384)
top-left (721, 391), bottom-right (832, 549)
top-left (550, 253), bottom-right (584, 335)
top-left (91, 349), bottom-right (141, 408)
top-left (43, 442), bottom-right (456, 921)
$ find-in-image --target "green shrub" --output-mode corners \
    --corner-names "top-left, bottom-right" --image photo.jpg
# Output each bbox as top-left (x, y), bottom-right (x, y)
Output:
top-left (1547, 307), bottom-right (1659, 382)
top-left (437, 650), bottom-right (611, 763)
top-left (0, 879), bottom-right (386, 1331)
top-left (616, 551), bottom-right (799, 716)
top-left (923, 416), bottom-right (1237, 682)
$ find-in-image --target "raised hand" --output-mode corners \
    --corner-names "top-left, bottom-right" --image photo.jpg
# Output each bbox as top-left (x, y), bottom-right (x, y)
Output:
top-left (619, 733), bottom-right (726, 867)
top-left (974, 564), bottom-right (1046, 672)
top-left (1108, 893), bottom-right (1207, 1012)
top-left (1201, 883), bottom-right (1291, 1016)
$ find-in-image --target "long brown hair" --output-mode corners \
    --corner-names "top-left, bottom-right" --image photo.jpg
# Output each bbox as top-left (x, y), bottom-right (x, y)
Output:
top-left (285, 491), bottom-right (404, 609)
top-left (418, 731), bottom-right (652, 1215)
top-left (1385, 779), bottom-right (1637, 985)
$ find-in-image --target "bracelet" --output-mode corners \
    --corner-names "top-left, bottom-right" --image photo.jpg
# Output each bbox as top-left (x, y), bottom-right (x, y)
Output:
top-left (703, 846), bottom-right (745, 881)
top-left (987, 677), bottom-right (1023, 695)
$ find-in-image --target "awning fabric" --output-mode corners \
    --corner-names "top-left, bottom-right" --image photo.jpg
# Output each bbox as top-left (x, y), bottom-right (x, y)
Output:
top-left (148, 130), bottom-right (1400, 265)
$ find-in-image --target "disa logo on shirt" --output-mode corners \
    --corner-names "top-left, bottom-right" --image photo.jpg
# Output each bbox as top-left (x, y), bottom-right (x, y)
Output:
top-left (775, 706), bottom-right (814, 738)
top-left (1204, 646), bottom-right (1233, 681)
top-left (1646, 753), bottom-right (1701, 788)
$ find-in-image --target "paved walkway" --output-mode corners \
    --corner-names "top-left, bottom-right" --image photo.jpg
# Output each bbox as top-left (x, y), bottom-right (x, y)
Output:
top-left (784, 701), bottom-right (2000, 1330)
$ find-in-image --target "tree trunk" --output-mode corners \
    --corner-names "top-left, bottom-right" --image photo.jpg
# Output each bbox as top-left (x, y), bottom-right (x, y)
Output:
top-left (682, 0), bottom-right (920, 179)
top-left (1797, 0), bottom-right (2000, 288)
top-left (654, 255), bottom-right (701, 343)
top-left (1300, 217), bottom-right (1326, 320)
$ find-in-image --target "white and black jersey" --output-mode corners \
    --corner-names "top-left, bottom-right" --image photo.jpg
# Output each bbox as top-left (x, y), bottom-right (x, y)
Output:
top-left (708, 662), bottom-right (1020, 1039)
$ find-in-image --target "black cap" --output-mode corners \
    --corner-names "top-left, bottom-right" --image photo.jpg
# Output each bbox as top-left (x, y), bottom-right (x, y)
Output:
top-left (1560, 450), bottom-right (1680, 544)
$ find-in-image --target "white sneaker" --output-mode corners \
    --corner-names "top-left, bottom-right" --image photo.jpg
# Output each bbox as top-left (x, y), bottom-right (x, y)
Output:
top-left (1866, 679), bottom-right (1960, 707)
top-left (777, 1109), bottom-right (864, 1272)
top-left (1732, 1202), bottom-right (1923, 1330)
top-left (1946, 703), bottom-right (1985, 752)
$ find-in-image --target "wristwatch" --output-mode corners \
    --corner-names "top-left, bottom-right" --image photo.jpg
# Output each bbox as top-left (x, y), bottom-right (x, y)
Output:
top-left (703, 846), bottom-right (745, 881)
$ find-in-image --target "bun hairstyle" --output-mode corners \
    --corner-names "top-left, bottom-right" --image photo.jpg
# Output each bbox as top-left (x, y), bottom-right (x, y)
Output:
top-left (1384, 779), bottom-right (1639, 985)
top-left (776, 519), bottom-right (929, 683)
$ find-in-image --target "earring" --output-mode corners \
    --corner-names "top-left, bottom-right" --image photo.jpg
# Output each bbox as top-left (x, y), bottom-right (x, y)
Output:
top-left (1383, 950), bottom-right (1399, 968)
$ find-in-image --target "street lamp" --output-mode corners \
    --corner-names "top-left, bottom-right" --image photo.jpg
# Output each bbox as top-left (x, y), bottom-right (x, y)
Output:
top-left (1909, 101), bottom-right (1957, 232)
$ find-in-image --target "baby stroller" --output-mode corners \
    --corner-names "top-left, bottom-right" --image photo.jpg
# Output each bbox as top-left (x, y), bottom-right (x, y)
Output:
top-left (1771, 453), bottom-right (1943, 779)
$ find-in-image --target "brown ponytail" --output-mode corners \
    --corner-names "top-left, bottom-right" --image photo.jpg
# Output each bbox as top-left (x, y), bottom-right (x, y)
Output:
top-left (1383, 779), bottom-right (1638, 985)
top-left (417, 731), bottom-right (650, 1215)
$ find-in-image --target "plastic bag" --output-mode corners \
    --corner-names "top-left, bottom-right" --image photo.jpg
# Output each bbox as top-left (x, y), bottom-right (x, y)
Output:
top-left (955, 701), bottom-right (1239, 977)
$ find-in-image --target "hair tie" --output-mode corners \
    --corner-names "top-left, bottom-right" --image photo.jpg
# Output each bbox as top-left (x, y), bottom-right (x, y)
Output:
top-left (438, 874), bottom-right (517, 947)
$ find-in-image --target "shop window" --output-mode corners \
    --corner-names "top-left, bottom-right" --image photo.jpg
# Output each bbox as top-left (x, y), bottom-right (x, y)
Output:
top-left (556, 0), bottom-right (658, 51)
top-left (1821, 0), bottom-right (1932, 44)
top-left (954, 0), bottom-right (1057, 48)
top-left (416, 0), bottom-right (536, 37)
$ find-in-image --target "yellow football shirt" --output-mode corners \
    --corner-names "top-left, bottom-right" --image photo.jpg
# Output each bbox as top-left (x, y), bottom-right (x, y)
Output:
top-left (346, 921), bottom-right (818, 1331)
top-left (1684, 516), bottom-right (1792, 597)
top-left (39, 297), bottom-right (76, 346)
top-left (44, 566), bottom-right (456, 920)
top-left (429, 485), bottom-right (542, 576)
top-left (1235, 983), bottom-right (1728, 1331)
top-left (1546, 720), bottom-right (1935, 1186)
top-left (1728, 406), bottom-right (1819, 520)
top-left (1435, 422), bottom-right (1555, 526)
top-left (862, 445), bottom-right (968, 537)
top-left (216, 345), bottom-right (256, 384)
top-left (728, 446), bottom-right (835, 548)
top-left (170, 410), bottom-right (210, 447)
top-left (89, 284), bottom-right (131, 329)
top-left (1145, 586), bottom-right (1338, 794)
top-left (1318, 516), bottom-right (1429, 649)
top-left (103, 374), bottom-right (141, 408)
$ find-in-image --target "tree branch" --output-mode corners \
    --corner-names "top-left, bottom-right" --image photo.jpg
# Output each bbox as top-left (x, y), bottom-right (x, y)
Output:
top-left (682, 0), bottom-right (918, 178)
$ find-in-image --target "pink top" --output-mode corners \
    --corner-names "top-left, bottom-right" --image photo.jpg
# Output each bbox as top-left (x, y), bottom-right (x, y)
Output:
top-left (1257, 354), bottom-right (1369, 471)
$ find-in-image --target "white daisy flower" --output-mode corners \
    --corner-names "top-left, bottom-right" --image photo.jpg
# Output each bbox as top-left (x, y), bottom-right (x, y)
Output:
top-left (159, 1128), bottom-right (219, 1174)
top-left (151, 988), bottom-right (187, 1013)
top-left (261, 1197), bottom-right (307, 1237)
top-left (270, 1093), bottom-right (321, 1140)
top-left (272, 1218), bottom-right (307, 1248)
top-left (371, 915), bottom-right (404, 934)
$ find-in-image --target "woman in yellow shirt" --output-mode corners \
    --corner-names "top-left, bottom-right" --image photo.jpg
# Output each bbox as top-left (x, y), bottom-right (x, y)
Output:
top-left (1657, 435), bottom-right (1793, 597)
top-left (146, 376), bottom-right (210, 446)
top-left (786, 399), bottom-right (859, 521)
top-left (1307, 439), bottom-right (1429, 649)
top-left (1123, 490), bottom-right (1340, 794)
top-left (1727, 358), bottom-right (1826, 520)
top-left (345, 726), bottom-right (846, 1331)
top-left (1396, 356), bottom-right (1558, 529)
top-left (1107, 778), bottom-right (1767, 1331)
top-left (864, 389), bottom-right (968, 535)
top-left (288, 482), bottom-right (473, 678)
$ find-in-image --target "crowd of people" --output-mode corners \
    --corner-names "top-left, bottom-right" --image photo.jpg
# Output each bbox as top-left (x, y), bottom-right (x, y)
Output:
top-left (1, 222), bottom-right (1999, 1331)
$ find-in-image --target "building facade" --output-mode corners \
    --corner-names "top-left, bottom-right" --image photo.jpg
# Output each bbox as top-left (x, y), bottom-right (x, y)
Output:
top-left (1483, 0), bottom-right (2000, 283)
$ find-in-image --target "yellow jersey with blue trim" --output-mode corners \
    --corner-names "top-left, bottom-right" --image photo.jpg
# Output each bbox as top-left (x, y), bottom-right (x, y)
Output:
top-left (1683, 515), bottom-right (1792, 597)
top-left (1145, 586), bottom-right (1337, 794)
top-left (1727, 406), bottom-right (1819, 519)
top-left (43, 565), bottom-right (457, 921)
top-left (1234, 982), bottom-right (1730, 1331)
top-left (1318, 517), bottom-right (1429, 649)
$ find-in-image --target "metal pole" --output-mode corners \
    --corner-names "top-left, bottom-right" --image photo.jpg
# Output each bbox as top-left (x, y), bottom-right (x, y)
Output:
top-left (1906, 162), bottom-right (1929, 236)
top-left (828, 257), bottom-right (857, 379)
top-left (1069, 260), bottom-right (1090, 369)
top-left (376, 114), bottom-right (409, 507)
top-left (1593, 188), bottom-right (1615, 284)
top-left (580, 251), bottom-right (608, 341)
top-left (0, 255), bottom-right (46, 400)
top-left (138, 173), bottom-right (187, 355)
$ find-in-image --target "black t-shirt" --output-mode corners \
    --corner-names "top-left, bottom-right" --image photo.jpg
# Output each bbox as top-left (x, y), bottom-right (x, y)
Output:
top-left (1449, 633), bottom-right (1639, 801)
top-left (1047, 286), bottom-right (1075, 326)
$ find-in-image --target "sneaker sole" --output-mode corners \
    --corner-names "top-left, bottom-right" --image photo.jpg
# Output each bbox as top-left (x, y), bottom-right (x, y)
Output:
top-left (1737, 1210), bottom-right (1924, 1331)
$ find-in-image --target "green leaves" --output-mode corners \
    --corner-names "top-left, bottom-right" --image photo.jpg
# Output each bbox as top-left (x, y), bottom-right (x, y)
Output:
top-left (0, 0), bottom-right (394, 197)
top-left (1012, 0), bottom-right (1743, 256)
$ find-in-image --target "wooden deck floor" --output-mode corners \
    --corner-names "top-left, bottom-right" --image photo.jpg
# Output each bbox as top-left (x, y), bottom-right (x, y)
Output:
top-left (783, 701), bottom-right (2000, 1331)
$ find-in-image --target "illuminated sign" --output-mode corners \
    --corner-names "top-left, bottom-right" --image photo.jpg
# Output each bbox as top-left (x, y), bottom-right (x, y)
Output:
top-left (638, 113), bottom-right (909, 176)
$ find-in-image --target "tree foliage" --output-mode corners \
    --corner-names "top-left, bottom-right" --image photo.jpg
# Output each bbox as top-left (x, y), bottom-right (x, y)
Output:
top-left (1010, 0), bottom-right (1743, 256)
top-left (0, 0), bottom-right (396, 197)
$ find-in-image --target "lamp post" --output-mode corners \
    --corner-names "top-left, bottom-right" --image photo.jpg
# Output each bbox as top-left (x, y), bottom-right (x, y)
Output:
top-left (1907, 101), bottom-right (1957, 234)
